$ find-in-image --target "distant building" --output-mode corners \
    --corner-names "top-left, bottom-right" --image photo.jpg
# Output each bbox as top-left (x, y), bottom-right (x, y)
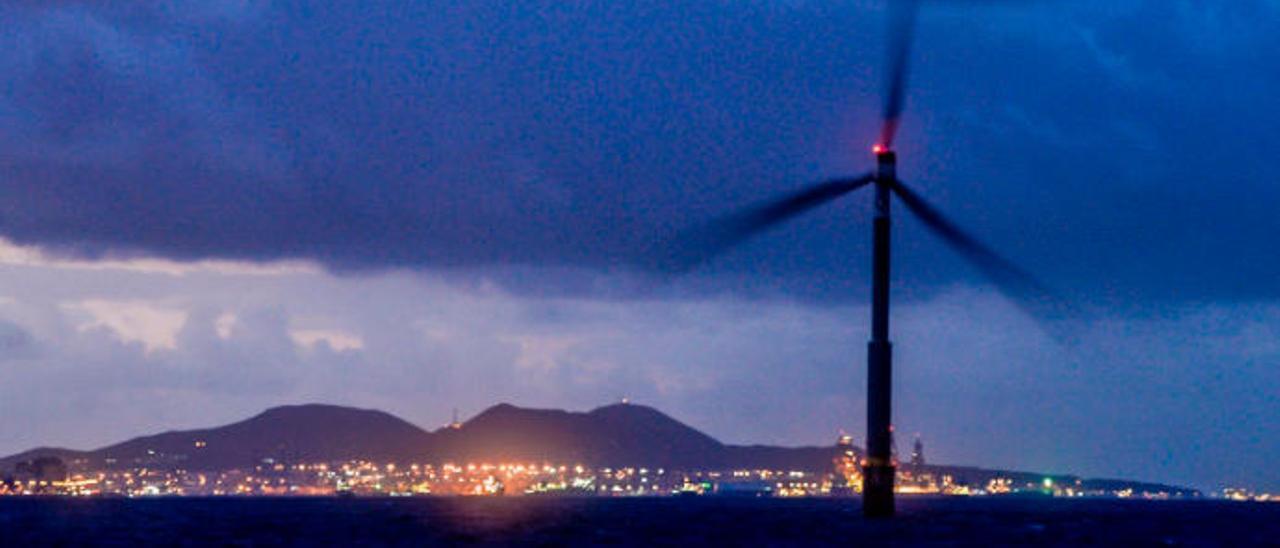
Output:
top-left (910, 435), bottom-right (925, 468)
top-left (831, 435), bottom-right (860, 496)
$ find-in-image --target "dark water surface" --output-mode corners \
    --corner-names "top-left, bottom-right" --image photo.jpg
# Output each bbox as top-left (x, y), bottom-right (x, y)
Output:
top-left (0, 497), bottom-right (1276, 546)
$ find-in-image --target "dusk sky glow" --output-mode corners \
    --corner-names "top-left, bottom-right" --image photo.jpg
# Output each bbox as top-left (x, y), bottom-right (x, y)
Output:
top-left (0, 1), bottom-right (1277, 492)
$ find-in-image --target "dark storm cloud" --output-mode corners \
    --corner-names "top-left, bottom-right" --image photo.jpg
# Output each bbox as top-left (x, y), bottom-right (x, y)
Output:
top-left (0, 1), bottom-right (1277, 302)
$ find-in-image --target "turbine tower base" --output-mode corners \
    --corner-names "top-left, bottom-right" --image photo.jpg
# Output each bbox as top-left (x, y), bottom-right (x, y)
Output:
top-left (863, 464), bottom-right (896, 517)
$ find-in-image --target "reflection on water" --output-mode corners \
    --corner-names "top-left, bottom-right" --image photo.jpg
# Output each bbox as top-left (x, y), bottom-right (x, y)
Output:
top-left (0, 497), bottom-right (1276, 545)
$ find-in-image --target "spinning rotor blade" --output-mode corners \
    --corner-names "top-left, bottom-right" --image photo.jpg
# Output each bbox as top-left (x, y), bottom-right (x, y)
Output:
top-left (658, 174), bottom-right (874, 272)
top-left (889, 179), bottom-right (1057, 306)
top-left (880, 0), bottom-right (921, 149)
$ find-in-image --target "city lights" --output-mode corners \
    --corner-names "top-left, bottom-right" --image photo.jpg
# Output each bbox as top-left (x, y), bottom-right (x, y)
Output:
top-left (0, 437), bottom-right (1216, 500)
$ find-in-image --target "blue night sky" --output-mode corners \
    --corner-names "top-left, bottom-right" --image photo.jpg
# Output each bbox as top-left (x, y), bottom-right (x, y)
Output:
top-left (0, 1), bottom-right (1277, 492)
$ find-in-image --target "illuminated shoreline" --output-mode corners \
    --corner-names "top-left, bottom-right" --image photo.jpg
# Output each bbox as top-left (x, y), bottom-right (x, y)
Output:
top-left (3, 459), bottom-right (1231, 501)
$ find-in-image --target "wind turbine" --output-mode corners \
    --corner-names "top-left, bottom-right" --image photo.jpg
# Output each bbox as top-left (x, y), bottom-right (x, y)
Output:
top-left (660, 0), bottom-right (1055, 517)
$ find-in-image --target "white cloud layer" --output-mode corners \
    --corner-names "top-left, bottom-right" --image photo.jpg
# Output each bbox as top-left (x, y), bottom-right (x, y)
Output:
top-left (0, 238), bottom-right (317, 277)
top-left (62, 299), bottom-right (188, 353)
top-left (0, 260), bottom-right (1275, 493)
top-left (290, 329), bottom-right (365, 352)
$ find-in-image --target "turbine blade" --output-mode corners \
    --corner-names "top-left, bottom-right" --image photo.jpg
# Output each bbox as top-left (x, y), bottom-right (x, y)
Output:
top-left (889, 179), bottom-right (1057, 307)
top-left (656, 174), bottom-right (874, 273)
top-left (880, 0), bottom-right (922, 148)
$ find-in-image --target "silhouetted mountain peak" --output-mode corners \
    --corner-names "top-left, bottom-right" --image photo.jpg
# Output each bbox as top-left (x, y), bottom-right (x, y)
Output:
top-left (58, 404), bottom-right (432, 471)
top-left (587, 403), bottom-right (692, 428)
top-left (463, 403), bottom-right (574, 430)
top-left (588, 402), bottom-right (660, 417)
top-left (244, 404), bottom-right (415, 430)
top-left (480, 402), bottom-right (517, 414)
top-left (256, 403), bottom-right (357, 418)
top-left (432, 402), bottom-right (728, 468)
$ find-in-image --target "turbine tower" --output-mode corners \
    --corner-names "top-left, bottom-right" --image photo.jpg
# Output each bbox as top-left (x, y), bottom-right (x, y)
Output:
top-left (655, 0), bottom-right (1057, 517)
top-left (864, 148), bottom-right (896, 516)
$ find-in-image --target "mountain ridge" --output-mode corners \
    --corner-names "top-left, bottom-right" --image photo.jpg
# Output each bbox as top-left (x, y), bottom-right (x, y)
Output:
top-left (1, 402), bottom-right (840, 473)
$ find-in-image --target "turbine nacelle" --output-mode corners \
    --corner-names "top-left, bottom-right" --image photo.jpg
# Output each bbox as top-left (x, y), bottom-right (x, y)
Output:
top-left (873, 146), bottom-right (896, 179)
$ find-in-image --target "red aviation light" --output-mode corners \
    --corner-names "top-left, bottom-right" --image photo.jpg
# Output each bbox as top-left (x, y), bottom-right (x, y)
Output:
top-left (872, 144), bottom-right (887, 155)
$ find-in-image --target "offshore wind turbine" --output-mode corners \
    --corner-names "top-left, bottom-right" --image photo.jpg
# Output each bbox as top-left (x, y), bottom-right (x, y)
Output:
top-left (661, 0), bottom-right (1055, 517)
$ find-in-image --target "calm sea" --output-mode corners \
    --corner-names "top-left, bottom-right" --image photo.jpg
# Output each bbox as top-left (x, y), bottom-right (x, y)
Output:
top-left (0, 496), bottom-right (1276, 546)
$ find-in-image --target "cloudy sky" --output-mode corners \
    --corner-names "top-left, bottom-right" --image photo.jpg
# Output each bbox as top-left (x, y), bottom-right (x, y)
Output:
top-left (0, 0), bottom-right (1277, 492)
